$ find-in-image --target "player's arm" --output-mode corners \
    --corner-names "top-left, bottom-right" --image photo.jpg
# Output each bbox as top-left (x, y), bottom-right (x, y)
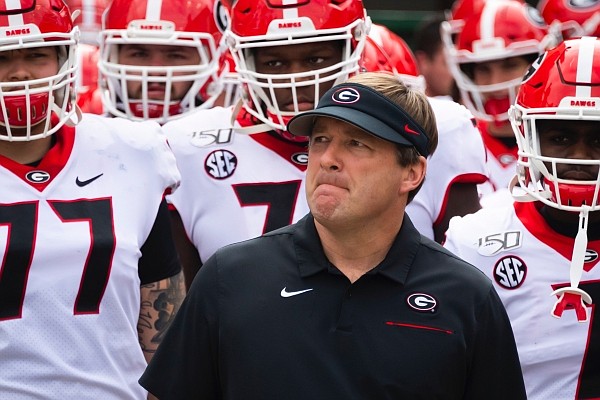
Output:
top-left (136, 199), bottom-right (185, 364)
top-left (138, 272), bottom-right (185, 364)
top-left (433, 182), bottom-right (481, 244)
top-left (169, 208), bottom-right (202, 291)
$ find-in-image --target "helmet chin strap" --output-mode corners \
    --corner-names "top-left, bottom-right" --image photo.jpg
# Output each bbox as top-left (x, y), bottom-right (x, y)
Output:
top-left (230, 99), bottom-right (272, 134)
top-left (65, 104), bottom-right (83, 127)
top-left (551, 205), bottom-right (593, 322)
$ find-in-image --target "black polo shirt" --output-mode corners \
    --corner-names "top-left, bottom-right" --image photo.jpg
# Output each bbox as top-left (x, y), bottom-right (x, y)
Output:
top-left (140, 214), bottom-right (525, 400)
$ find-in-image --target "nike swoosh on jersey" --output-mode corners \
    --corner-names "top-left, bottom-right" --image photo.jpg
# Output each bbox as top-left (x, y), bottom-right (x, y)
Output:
top-left (280, 287), bottom-right (313, 298)
top-left (76, 173), bottom-right (104, 187)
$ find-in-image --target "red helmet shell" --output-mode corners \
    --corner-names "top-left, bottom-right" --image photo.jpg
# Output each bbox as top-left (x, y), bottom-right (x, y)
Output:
top-left (457, 1), bottom-right (548, 54)
top-left (538, 0), bottom-right (600, 36)
top-left (0, 0), bottom-right (74, 37)
top-left (103, 0), bottom-right (224, 45)
top-left (517, 38), bottom-right (600, 110)
top-left (367, 24), bottom-right (419, 77)
top-left (229, 0), bottom-right (366, 38)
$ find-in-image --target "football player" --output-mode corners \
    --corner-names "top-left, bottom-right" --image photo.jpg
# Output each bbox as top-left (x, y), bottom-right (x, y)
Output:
top-left (98, 0), bottom-right (227, 124)
top-left (0, 1), bottom-right (184, 398)
top-left (362, 25), bottom-right (488, 243)
top-left (165, 0), bottom-right (371, 288)
top-left (444, 36), bottom-right (600, 399)
top-left (442, 0), bottom-right (553, 198)
top-left (412, 15), bottom-right (456, 99)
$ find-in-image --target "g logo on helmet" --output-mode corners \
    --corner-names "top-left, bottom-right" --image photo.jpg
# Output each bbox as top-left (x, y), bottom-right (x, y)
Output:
top-left (525, 5), bottom-right (546, 27)
top-left (522, 53), bottom-right (545, 83)
top-left (214, 0), bottom-right (230, 33)
top-left (569, 0), bottom-right (597, 8)
top-left (332, 87), bottom-right (360, 104)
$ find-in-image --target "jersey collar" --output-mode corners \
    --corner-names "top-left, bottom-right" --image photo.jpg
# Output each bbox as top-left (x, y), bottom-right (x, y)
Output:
top-left (0, 125), bottom-right (75, 192)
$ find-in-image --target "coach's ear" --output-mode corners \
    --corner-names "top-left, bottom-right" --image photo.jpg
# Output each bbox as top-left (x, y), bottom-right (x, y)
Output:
top-left (399, 156), bottom-right (426, 196)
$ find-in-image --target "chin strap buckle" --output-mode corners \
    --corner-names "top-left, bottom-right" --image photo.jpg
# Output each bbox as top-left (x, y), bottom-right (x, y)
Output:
top-left (551, 287), bottom-right (592, 322)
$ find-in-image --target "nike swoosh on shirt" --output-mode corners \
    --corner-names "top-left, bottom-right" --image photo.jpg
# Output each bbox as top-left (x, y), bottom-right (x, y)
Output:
top-left (280, 287), bottom-right (313, 298)
top-left (76, 173), bottom-right (104, 187)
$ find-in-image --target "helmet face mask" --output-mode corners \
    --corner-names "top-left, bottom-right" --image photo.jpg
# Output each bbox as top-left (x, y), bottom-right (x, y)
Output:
top-left (225, 0), bottom-right (370, 133)
top-left (0, 0), bottom-right (79, 142)
top-left (99, 0), bottom-right (226, 123)
top-left (510, 37), bottom-right (600, 212)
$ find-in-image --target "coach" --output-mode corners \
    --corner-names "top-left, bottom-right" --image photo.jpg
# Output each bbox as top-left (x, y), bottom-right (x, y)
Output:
top-left (140, 72), bottom-right (526, 399)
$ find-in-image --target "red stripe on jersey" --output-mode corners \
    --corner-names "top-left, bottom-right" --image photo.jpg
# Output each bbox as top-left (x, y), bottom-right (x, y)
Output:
top-left (515, 201), bottom-right (600, 272)
top-left (249, 131), bottom-right (308, 172)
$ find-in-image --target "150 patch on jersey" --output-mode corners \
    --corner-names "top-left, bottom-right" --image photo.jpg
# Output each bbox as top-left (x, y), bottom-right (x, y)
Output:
top-left (191, 128), bottom-right (234, 147)
top-left (477, 231), bottom-right (522, 256)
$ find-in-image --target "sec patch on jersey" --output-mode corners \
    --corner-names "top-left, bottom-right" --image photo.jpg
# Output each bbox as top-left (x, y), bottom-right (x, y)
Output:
top-left (493, 256), bottom-right (527, 289)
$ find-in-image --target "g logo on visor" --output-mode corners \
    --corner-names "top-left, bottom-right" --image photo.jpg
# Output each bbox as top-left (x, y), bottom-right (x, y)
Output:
top-left (332, 87), bottom-right (360, 104)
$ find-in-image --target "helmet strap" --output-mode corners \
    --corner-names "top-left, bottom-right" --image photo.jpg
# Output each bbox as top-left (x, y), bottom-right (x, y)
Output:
top-left (551, 206), bottom-right (593, 322)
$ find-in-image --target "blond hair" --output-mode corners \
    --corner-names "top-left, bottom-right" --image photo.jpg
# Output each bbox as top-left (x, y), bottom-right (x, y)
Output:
top-left (347, 72), bottom-right (438, 202)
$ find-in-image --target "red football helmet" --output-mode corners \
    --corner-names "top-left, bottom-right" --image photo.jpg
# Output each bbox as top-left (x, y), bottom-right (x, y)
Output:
top-left (538, 0), bottom-right (600, 37)
top-left (442, 1), bottom-right (551, 125)
top-left (510, 36), bottom-right (600, 322)
top-left (98, 0), bottom-right (227, 123)
top-left (64, 0), bottom-right (109, 45)
top-left (510, 36), bottom-right (600, 212)
top-left (444, 0), bottom-right (527, 43)
top-left (444, 0), bottom-right (489, 40)
top-left (225, 0), bottom-right (371, 133)
top-left (363, 24), bottom-right (425, 92)
top-left (0, 0), bottom-right (79, 141)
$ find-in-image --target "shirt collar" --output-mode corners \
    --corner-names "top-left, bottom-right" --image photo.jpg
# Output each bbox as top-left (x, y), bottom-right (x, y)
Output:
top-left (292, 213), bottom-right (422, 284)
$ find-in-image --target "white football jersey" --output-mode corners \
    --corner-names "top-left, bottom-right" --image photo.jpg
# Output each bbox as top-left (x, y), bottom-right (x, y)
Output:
top-left (165, 106), bottom-right (310, 262)
top-left (406, 97), bottom-right (488, 239)
top-left (444, 202), bottom-right (600, 400)
top-left (0, 114), bottom-right (180, 399)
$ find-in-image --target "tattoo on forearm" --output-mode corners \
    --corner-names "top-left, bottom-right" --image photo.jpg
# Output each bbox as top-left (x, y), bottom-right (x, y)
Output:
top-left (138, 272), bottom-right (185, 353)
